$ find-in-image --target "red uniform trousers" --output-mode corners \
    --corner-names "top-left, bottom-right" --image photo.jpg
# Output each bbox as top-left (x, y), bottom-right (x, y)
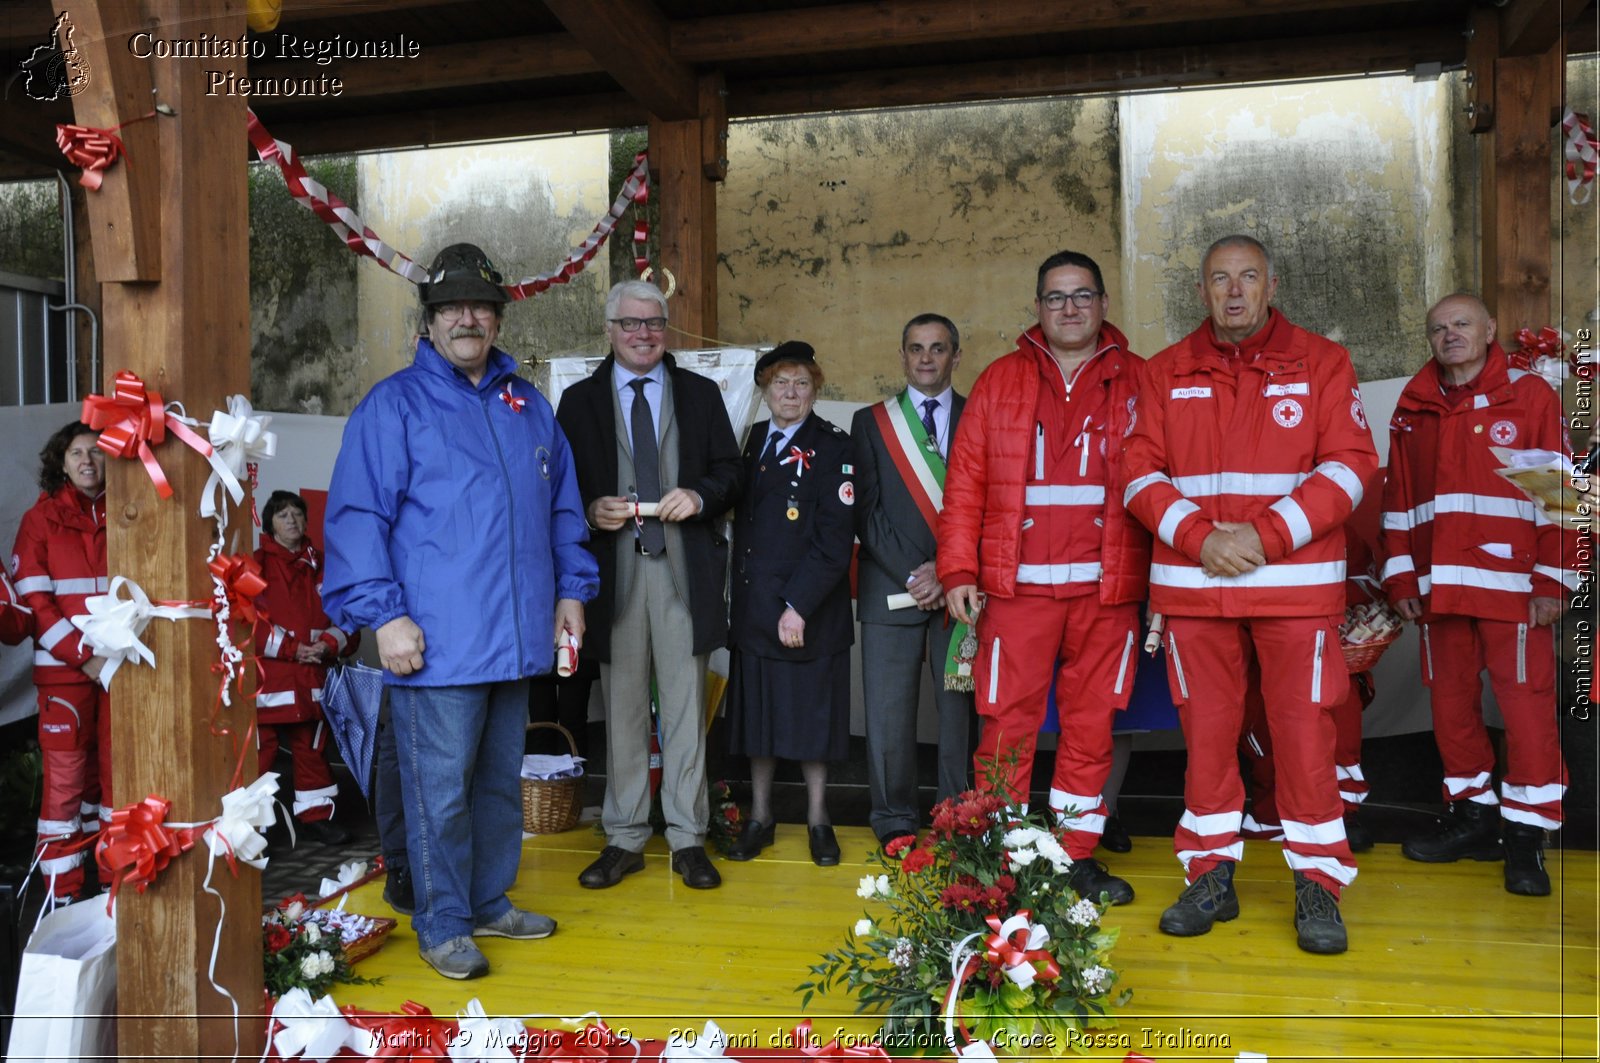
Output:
top-left (1241, 667), bottom-right (1371, 838)
top-left (1419, 615), bottom-right (1564, 829)
top-left (35, 682), bottom-right (110, 899)
top-left (973, 593), bottom-right (1140, 858)
top-left (1166, 614), bottom-right (1356, 895)
top-left (258, 719), bottom-right (338, 823)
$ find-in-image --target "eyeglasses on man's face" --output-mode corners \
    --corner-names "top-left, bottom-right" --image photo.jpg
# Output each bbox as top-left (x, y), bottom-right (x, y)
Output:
top-left (609, 317), bottom-right (668, 333)
top-left (1040, 289), bottom-right (1102, 310)
top-left (435, 302), bottom-right (498, 321)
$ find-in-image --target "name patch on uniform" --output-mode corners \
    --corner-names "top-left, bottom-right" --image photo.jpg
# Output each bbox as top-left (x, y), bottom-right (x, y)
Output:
top-left (1264, 382), bottom-right (1309, 396)
top-left (1171, 387), bottom-right (1212, 399)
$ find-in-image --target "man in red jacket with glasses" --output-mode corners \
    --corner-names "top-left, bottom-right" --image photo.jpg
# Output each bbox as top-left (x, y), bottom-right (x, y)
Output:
top-left (1124, 235), bottom-right (1377, 955)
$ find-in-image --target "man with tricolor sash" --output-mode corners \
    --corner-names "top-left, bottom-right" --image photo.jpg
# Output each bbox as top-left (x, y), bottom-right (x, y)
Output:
top-left (937, 251), bottom-right (1150, 908)
top-left (851, 314), bottom-right (975, 848)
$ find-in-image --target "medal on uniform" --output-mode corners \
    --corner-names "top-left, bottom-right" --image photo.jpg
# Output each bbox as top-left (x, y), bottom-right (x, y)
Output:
top-left (786, 498), bottom-right (799, 521)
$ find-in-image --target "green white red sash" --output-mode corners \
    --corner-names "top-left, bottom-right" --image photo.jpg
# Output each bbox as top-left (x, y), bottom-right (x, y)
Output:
top-left (871, 391), bottom-right (946, 532)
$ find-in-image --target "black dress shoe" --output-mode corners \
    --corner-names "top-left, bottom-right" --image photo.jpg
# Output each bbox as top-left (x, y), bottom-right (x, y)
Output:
top-left (808, 824), bottom-right (841, 867)
top-left (578, 845), bottom-right (645, 889)
top-left (299, 818), bottom-right (352, 846)
top-left (670, 846), bottom-right (722, 889)
top-left (726, 818), bottom-right (775, 861)
top-left (1099, 814), bottom-right (1132, 854)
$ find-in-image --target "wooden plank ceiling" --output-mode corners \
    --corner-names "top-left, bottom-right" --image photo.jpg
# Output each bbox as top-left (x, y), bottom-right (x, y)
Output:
top-left (0, 0), bottom-right (1594, 176)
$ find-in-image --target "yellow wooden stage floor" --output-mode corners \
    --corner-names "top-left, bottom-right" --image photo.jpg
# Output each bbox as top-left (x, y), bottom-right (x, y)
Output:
top-left (327, 827), bottom-right (1599, 1061)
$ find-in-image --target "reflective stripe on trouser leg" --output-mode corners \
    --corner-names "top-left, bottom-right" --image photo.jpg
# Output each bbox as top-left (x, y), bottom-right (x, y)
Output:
top-left (1164, 616), bottom-right (1250, 880)
top-left (1421, 616), bottom-right (1497, 804)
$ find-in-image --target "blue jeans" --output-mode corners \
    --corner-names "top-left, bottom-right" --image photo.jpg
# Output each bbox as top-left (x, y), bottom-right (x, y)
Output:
top-left (373, 692), bottom-right (407, 871)
top-left (392, 680), bottom-right (528, 948)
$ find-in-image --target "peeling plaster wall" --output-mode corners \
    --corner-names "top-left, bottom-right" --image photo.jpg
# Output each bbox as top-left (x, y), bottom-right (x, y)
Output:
top-left (354, 136), bottom-right (614, 395)
top-left (717, 101), bottom-right (1122, 401)
top-left (1120, 77), bottom-right (1460, 382)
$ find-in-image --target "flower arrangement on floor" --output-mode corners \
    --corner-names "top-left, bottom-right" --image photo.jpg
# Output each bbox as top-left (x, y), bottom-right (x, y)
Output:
top-left (800, 789), bottom-right (1128, 1055)
top-left (262, 894), bottom-right (384, 999)
top-left (707, 779), bottom-right (745, 855)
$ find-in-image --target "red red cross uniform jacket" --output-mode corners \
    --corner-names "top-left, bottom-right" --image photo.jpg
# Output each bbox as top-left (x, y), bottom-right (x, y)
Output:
top-left (1124, 310), bottom-right (1378, 894)
top-left (1379, 343), bottom-right (1574, 828)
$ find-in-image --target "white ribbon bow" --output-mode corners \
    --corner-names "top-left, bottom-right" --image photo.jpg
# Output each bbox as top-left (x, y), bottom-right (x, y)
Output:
top-left (451, 999), bottom-right (532, 1062)
top-left (71, 575), bottom-right (212, 689)
top-left (201, 395), bottom-right (277, 519)
top-left (318, 859), bottom-right (369, 900)
top-left (271, 988), bottom-right (356, 1063)
top-left (204, 773), bottom-right (279, 871)
top-left (987, 913), bottom-right (1052, 990)
top-left (662, 1021), bottom-right (730, 1061)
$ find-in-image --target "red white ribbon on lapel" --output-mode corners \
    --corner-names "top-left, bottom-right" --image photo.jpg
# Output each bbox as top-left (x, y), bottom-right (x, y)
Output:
top-left (247, 109), bottom-right (653, 298)
top-left (500, 384), bottom-right (527, 413)
top-left (1563, 110), bottom-right (1599, 205)
top-left (779, 446), bottom-right (815, 476)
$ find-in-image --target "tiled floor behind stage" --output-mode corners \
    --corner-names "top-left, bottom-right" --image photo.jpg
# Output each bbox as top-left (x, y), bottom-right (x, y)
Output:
top-left (329, 828), bottom-right (1598, 1061)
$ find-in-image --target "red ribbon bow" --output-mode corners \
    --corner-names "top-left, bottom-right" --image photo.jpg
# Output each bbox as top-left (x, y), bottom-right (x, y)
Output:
top-left (95, 795), bottom-right (196, 911)
top-left (55, 125), bottom-right (127, 191)
top-left (208, 553), bottom-right (268, 626)
top-left (1513, 326), bottom-right (1565, 363)
top-left (81, 370), bottom-right (216, 499)
top-left (500, 385), bottom-right (527, 413)
top-left (343, 1001), bottom-right (451, 1060)
top-left (780, 446), bottom-right (815, 475)
top-left (982, 910), bottom-right (1062, 985)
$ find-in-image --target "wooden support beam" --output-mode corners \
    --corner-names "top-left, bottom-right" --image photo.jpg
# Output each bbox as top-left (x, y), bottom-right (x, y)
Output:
top-left (78, 0), bottom-right (261, 1057)
top-left (648, 96), bottom-right (719, 344)
top-left (1479, 40), bottom-right (1563, 330)
top-left (1499, 0), bottom-right (1582, 58)
top-left (672, 0), bottom-right (1420, 63)
top-left (544, 0), bottom-right (699, 120)
top-left (66, 0), bottom-right (162, 280)
top-left (1465, 7), bottom-right (1498, 134)
top-left (247, 32), bottom-right (599, 99)
top-left (257, 92), bottom-right (645, 156)
top-left (730, 26), bottom-right (1463, 118)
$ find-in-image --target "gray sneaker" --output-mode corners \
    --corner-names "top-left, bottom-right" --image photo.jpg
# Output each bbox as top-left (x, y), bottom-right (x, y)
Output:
top-left (419, 936), bottom-right (489, 980)
top-left (473, 907), bottom-right (557, 940)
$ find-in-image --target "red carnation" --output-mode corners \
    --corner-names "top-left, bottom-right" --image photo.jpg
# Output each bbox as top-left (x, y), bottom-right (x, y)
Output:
top-left (901, 848), bottom-right (936, 874)
top-left (885, 834), bottom-right (917, 858)
top-left (265, 924), bottom-right (292, 954)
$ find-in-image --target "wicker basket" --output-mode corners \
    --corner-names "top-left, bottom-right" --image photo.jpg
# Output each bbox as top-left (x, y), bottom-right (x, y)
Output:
top-left (343, 917), bottom-right (397, 964)
top-left (521, 721), bottom-right (584, 834)
top-left (1340, 633), bottom-right (1398, 673)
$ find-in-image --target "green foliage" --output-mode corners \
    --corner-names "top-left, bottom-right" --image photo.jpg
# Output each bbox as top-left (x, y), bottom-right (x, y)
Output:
top-left (0, 179), bottom-right (65, 279)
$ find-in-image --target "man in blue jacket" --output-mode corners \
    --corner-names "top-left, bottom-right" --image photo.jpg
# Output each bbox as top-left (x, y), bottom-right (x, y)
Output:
top-left (323, 243), bottom-right (599, 980)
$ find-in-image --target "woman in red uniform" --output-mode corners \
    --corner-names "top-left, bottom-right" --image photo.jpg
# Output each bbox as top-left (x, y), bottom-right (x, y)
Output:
top-left (12, 421), bottom-right (108, 904)
top-left (254, 490), bottom-right (358, 845)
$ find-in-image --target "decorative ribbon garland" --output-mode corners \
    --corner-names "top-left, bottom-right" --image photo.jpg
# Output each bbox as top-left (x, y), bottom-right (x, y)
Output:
top-left (1563, 110), bottom-right (1599, 205)
top-left (246, 110), bottom-right (653, 300)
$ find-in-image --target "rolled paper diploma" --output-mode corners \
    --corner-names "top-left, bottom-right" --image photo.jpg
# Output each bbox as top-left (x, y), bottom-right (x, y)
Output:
top-left (886, 592), bottom-right (918, 610)
top-left (557, 632), bottom-right (579, 677)
top-left (633, 501), bottom-right (660, 518)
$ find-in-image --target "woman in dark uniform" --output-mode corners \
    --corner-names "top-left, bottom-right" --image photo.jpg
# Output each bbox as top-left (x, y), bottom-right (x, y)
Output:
top-left (725, 342), bottom-right (856, 867)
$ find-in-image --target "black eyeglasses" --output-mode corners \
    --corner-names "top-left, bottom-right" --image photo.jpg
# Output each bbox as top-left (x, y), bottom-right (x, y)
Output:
top-left (609, 317), bottom-right (668, 333)
top-left (1041, 290), bottom-right (1102, 310)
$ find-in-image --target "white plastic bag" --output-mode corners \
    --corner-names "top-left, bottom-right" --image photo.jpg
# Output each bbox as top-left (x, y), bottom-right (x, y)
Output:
top-left (7, 898), bottom-right (118, 1063)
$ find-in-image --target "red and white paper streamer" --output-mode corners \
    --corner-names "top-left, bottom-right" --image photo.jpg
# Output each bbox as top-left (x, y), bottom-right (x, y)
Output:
top-left (1563, 110), bottom-right (1599, 205)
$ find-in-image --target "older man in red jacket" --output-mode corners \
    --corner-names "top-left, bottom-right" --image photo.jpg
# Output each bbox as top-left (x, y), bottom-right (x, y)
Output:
top-left (1381, 293), bottom-right (1577, 896)
top-left (939, 249), bottom-right (1149, 908)
top-left (1124, 235), bottom-right (1377, 955)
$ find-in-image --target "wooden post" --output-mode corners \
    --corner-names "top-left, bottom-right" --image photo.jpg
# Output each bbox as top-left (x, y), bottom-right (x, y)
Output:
top-left (648, 74), bottom-right (728, 346)
top-left (70, 1), bottom-right (261, 1058)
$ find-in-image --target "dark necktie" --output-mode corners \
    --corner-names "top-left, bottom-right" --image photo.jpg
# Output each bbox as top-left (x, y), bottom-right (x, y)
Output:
top-left (758, 428), bottom-right (783, 481)
top-left (628, 378), bottom-right (665, 554)
top-left (921, 397), bottom-right (940, 453)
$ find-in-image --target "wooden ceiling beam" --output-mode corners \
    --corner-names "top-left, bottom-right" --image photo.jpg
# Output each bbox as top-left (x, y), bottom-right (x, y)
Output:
top-left (728, 26), bottom-right (1464, 118)
top-left (543, 0), bottom-right (699, 119)
top-left (255, 91), bottom-right (645, 156)
top-left (0, 96), bottom-right (72, 172)
top-left (246, 32), bottom-right (599, 98)
top-left (1498, 0), bottom-right (1583, 57)
top-left (672, 0), bottom-right (1420, 63)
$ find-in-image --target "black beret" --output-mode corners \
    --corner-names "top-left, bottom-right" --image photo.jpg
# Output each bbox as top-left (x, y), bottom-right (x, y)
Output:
top-left (754, 340), bottom-right (816, 383)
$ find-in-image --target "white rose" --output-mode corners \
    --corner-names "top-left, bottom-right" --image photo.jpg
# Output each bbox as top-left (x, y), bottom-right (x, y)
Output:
top-left (283, 900), bottom-right (305, 923)
top-left (303, 923), bottom-right (321, 944)
top-left (854, 918), bottom-right (874, 937)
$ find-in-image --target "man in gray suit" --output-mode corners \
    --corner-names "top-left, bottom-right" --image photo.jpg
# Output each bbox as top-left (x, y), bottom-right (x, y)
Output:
top-left (851, 313), bottom-right (975, 846)
top-left (556, 280), bottom-right (742, 891)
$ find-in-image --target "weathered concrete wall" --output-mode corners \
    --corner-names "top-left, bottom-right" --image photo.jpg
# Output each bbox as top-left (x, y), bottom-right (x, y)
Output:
top-left (1120, 77), bottom-right (1460, 382)
top-left (354, 136), bottom-right (614, 398)
top-left (718, 100), bottom-right (1122, 401)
